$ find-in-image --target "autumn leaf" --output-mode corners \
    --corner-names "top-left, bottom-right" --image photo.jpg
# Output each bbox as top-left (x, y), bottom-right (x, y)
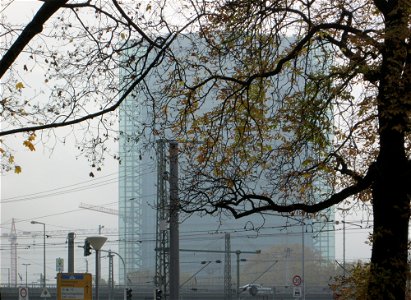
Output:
top-left (23, 140), bottom-right (36, 151)
top-left (15, 82), bottom-right (24, 90)
top-left (120, 32), bottom-right (126, 40)
top-left (14, 166), bottom-right (22, 174)
top-left (28, 133), bottom-right (36, 141)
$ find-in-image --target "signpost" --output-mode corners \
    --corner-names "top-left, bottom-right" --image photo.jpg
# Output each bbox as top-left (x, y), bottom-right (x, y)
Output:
top-left (292, 275), bottom-right (302, 299)
top-left (19, 287), bottom-right (29, 300)
top-left (57, 273), bottom-right (92, 300)
top-left (56, 258), bottom-right (64, 273)
top-left (293, 287), bottom-right (302, 297)
top-left (292, 275), bottom-right (302, 287)
top-left (40, 288), bottom-right (51, 298)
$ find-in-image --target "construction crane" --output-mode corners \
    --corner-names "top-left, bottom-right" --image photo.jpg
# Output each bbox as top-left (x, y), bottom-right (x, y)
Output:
top-left (79, 202), bottom-right (119, 215)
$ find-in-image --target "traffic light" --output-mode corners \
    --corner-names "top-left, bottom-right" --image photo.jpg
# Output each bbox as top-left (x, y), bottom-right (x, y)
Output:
top-left (126, 288), bottom-right (132, 299)
top-left (155, 288), bottom-right (162, 300)
top-left (84, 239), bottom-right (92, 256)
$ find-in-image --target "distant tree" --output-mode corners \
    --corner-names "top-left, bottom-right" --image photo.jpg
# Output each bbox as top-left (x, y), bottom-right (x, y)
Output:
top-left (240, 245), bottom-right (337, 287)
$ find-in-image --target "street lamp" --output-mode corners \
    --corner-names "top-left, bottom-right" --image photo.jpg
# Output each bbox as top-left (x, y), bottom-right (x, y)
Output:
top-left (31, 221), bottom-right (46, 289)
top-left (22, 263), bottom-right (30, 287)
top-left (87, 236), bottom-right (107, 300)
top-left (180, 260), bottom-right (222, 289)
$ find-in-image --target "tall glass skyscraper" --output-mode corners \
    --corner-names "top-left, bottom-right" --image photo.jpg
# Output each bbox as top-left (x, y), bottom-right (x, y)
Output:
top-left (118, 36), bottom-right (335, 286)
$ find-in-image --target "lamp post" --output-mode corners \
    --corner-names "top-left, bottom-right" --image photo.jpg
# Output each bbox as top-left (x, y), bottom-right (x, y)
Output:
top-left (31, 221), bottom-right (46, 289)
top-left (301, 217), bottom-right (305, 300)
top-left (22, 263), bottom-right (30, 287)
top-left (102, 249), bottom-right (127, 300)
top-left (236, 250), bottom-right (249, 300)
top-left (87, 236), bottom-right (107, 300)
top-left (180, 248), bottom-right (261, 300)
top-left (180, 260), bottom-right (222, 289)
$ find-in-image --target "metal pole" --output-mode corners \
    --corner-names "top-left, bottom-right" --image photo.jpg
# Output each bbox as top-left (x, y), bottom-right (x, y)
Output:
top-left (31, 221), bottom-right (46, 289)
top-left (343, 218), bottom-right (346, 278)
top-left (43, 223), bottom-right (46, 288)
top-left (98, 225), bottom-right (103, 286)
top-left (95, 249), bottom-right (100, 300)
top-left (301, 217), bottom-right (305, 300)
top-left (180, 248), bottom-right (261, 299)
top-left (236, 251), bottom-right (240, 300)
top-left (101, 249), bottom-right (127, 300)
top-left (22, 264), bottom-right (30, 287)
top-left (108, 251), bottom-right (113, 300)
top-left (169, 141), bottom-right (180, 300)
top-left (68, 232), bottom-right (75, 273)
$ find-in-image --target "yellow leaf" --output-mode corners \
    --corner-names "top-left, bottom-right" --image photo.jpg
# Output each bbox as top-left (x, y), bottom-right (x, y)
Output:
top-left (16, 82), bottom-right (24, 90)
top-left (14, 166), bottom-right (22, 174)
top-left (120, 32), bottom-right (126, 40)
top-left (8, 155), bottom-right (14, 163)
top-left (28, 133), bottom-right (36, 142)
top-left (146, 3), bottom-right (152, 10)
top-left (23, 140), bottom-right (36, 151)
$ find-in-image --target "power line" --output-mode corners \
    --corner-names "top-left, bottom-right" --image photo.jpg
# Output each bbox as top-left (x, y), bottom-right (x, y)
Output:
top-left (1, 163), bottom-right (157, 204)
top-left (1, 175), bottom-right (119, 204)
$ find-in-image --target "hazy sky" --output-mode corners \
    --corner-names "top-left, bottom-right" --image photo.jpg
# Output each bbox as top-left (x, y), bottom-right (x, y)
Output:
top-left (0, 0), bottom-right (373, 287)
top-left (1, 133), bottom-right (119, 285)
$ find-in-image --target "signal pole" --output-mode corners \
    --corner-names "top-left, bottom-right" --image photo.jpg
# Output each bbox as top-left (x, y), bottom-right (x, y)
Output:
top-left (169, 141), bottom-right (179, 300)
top-left (155, 139), bottom-right (170, 298)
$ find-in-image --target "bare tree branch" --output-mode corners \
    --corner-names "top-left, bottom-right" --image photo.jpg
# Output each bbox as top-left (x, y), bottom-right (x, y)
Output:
top-left (0, 0), bottom-right (68, 78)
top-left (216, 163), bottom-right (377, 218)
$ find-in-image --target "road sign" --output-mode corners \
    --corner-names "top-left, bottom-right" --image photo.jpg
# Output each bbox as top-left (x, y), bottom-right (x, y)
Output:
top-left (292, 275), bottom-right (302, 286)
top-left (293, 287), bottom-right (302, 297)
top-left (40, 288), bottom-right (51, 298)
top-left (56, 258), bottom-right (64, 272)
top-left (57, 273), bottom-right (92, 300)
top-left (19, 287), bottom-right (29, 300)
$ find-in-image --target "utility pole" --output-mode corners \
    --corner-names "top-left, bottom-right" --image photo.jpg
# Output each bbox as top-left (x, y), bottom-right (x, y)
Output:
top-left (169, 141), bottom-right (179, 300)
top-left (224, 233), bottom-right (232, 300)
top-left (108, 251), bottom-right (114, 300)
top-left (98, 225), bottom-right (104, 285)
top-left (343, 218), bottom-right (346, 278)
top-left (302, 216), bottom-right (305, 300)
top-left (67, 232), bottom-right (75, 273)
top-left (155, 139), bottom-right (170, 298)
top-left (22, 263), bottom-right (30, 287)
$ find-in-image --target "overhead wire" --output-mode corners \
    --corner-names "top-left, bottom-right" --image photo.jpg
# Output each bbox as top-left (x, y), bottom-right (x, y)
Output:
top-left (1, 161), bottom-right (156, 204)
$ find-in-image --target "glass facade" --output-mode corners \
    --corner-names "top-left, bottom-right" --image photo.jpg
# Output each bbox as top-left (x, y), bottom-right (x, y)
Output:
top-left (118, 36), bottom-right (335, 285)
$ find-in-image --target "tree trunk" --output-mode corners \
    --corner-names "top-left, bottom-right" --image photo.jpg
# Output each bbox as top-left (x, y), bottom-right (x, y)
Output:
top-left (369, 3), bottom-right (410, 297)
top-left (370, 129), bottom-right (410, 299)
